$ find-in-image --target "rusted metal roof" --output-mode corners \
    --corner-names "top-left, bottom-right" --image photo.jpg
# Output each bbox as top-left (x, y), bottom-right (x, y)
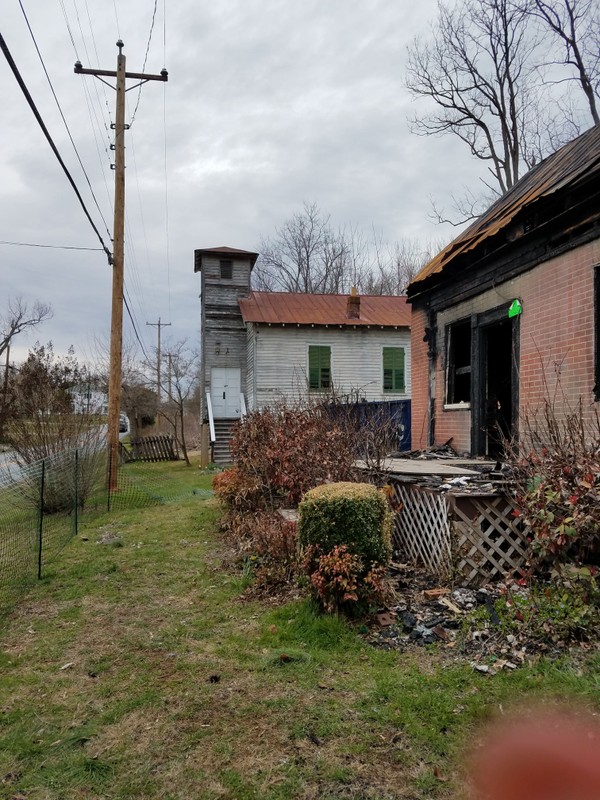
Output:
top-left (194, 246), bottom-right (259, 272)
top-left (409, 124), bottom-right (600, 292)
top-left (239, 291), bottom-right (411, 327)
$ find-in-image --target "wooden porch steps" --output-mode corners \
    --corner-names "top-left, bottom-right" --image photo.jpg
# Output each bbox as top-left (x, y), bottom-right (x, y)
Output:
top-left (213, 419), bottom-right (236, 465)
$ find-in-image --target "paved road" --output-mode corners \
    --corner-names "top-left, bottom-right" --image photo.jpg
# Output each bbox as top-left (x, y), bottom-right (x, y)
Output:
top-left (0, 450), bottom-right (24, 483)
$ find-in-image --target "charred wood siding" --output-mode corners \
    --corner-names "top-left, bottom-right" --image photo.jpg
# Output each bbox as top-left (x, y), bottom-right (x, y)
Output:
top-left (411, 238), bottom-right (600, 454)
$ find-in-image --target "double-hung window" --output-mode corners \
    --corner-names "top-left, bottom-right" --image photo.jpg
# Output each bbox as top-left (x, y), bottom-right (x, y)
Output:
top-left (383, 347), bottom-right (405, 393)
top-left (308, 345), bottom-right (331, 391)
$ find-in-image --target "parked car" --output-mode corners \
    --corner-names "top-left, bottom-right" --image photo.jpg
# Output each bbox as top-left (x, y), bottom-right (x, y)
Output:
top-left (119, 413), bottom-right (130, 433)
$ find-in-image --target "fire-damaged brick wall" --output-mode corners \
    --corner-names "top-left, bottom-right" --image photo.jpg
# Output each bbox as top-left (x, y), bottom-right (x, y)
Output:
top-left (410, 238), bottom-right (600, 454)
top-left (518, 239), bottom-right (599, 414)
top-left (410, 307), bottom-right (429, 450)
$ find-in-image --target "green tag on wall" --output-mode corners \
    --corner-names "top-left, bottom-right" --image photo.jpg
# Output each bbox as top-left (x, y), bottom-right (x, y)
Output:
top-left (508, 299), bottom-right (522, 318)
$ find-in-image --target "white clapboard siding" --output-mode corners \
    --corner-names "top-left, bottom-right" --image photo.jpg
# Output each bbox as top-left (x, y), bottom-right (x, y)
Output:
top-left (246, 323), bottom-right (411, 409)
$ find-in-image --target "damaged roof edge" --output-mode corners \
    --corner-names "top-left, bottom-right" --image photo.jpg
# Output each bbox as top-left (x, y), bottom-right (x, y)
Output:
top-left (408, 124), bottom-right (600, 299)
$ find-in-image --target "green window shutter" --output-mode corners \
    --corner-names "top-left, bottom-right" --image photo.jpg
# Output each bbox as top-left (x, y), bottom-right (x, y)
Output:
top-left (383, 347), bottom-right (405, 393)
top-left (308, 346), bottom-right (331, 390)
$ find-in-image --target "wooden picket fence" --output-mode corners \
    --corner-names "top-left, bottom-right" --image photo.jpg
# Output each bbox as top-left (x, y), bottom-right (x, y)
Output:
top-left (128, 435), bottom-right (179, 463)
top-left (389, 479), bottom-right (530, 586)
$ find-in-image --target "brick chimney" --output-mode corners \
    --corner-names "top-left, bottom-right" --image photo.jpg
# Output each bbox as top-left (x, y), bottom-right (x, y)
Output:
top-left (347, 287), bottom-right (360, 319)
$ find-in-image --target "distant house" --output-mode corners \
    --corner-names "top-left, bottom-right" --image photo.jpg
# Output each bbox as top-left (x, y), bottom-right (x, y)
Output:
top-left (407, 124), bottom-right (600, 457)
top-left (194, 246), bottom-right (411, 461)
top-left (70, 383), bottom-right (107, 415)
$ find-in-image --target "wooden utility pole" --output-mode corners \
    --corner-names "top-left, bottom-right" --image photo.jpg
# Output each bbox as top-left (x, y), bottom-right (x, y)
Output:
top-left (75, 41), bottom-right (167, 489)
top-left (146, 317), bottom-right (171, 405)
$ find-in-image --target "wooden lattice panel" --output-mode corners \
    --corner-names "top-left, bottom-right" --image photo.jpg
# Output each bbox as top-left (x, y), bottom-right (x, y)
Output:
top-left (391, 481), bottom-right (452, 577)
top-left (449, 494), bottom-right (530, 586)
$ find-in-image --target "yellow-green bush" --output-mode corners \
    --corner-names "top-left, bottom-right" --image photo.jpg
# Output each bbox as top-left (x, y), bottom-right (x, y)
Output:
top-left (298, 482), bottom-right (392, 565)
top-left (298, 482), bottom-right (392, 614)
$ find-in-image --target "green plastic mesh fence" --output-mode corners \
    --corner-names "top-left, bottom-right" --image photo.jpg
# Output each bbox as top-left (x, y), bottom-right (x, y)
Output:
top-left (0, 445), bottom-right (211, 617)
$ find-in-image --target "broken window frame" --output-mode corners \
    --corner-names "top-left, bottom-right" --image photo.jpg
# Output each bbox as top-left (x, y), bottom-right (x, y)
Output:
top-left (445, 318), bottom-right (472, 408)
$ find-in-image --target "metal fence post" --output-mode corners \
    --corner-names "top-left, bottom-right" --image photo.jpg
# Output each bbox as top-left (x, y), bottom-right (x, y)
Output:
top-left (107, 445), bottom-right (112, 513)
top-left (37, 459), bottom-right (45, 580)
top-left (74, 449), bottom-right (79, 536)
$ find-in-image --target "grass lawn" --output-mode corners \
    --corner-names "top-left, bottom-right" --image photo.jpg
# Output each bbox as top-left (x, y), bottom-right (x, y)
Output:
top-left (0, 461), bottom-right (598, 800)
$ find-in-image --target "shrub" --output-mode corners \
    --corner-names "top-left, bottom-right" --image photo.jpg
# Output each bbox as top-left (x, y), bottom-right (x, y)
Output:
top-left (229, 404), bottom-right (357, 510)
top-left (484, 570), bottom-right (600, 644)
top-left (246, 512), bottom-right (299, 587)
top-left (214, 400), bottom-right (397, 595)
top-left (298, 482), bottom-right (392, 614)
top-left (220, 510), bottom-right (299, 588)
top-left (302, 544), bottom-right (388, 615)
top-left (509, 400), bottom-right (600, 570)
top-left (212, 466), bottom-right (264, 513)
top-left (298, 482), bottom-right (392, 566)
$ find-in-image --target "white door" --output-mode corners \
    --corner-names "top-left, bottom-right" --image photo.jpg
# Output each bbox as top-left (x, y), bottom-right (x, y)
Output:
top-left (210, 368), bottom-right (241, 418)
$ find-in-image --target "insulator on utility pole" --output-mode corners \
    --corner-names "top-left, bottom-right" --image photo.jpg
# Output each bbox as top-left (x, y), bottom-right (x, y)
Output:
top-left (75, 41), bottom-right (168, 490)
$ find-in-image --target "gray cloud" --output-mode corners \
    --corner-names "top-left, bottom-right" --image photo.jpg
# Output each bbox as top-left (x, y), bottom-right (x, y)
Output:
top-left (2, 0), bottom-right (484, 363)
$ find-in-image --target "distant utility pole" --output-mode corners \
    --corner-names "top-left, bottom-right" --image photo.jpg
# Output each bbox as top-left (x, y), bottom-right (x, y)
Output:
top-left (75, 41), bottom-right (167, 489)
top-left (167, 352), bottom-right (173, 401)
top-left (146, 317), bottom-right (171, 404)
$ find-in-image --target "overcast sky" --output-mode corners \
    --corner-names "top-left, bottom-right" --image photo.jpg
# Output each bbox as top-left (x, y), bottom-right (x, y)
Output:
top-left (2, 0), bottom-right (485, 365)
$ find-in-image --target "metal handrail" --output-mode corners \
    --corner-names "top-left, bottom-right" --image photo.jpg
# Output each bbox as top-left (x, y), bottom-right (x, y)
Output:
top-left (205, 391), bottom-right (216, 444)
top-left (240, 393), bottom-right (247, 417)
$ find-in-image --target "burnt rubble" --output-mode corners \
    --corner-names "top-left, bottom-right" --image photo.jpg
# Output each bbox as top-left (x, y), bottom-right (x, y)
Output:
top-left (364, 562), bottom-right (598, 673)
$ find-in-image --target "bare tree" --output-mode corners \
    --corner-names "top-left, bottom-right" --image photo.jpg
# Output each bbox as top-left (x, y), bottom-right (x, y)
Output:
top-left (254, 202), bottom-right (353, 294)
top-left (525, 0), bottom-right (600, 124)
top-left (0, 297), bottom-right (52, 361)
top-left (158, 341), bottom-right (199, 466)
top-left (360, 236), bottom-right (440, 295)
top-left (406, 0), bottom-right (546, 196)
top-left (121, 380), bottom-right (157, 437)
top-left (89, 334), bottom-right (157, 437)
top-left (6, 343), bottom-right (106, 510)
top-left (255, 204), bottom-right (439, 296)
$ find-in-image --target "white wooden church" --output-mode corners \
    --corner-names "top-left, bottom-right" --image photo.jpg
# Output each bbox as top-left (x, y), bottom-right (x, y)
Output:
top-left (194, 246), bottom-right (411, 462)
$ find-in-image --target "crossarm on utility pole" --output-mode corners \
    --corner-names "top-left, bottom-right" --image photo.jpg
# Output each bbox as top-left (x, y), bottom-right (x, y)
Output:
top-left (75, 40), bottom-right (168, 491)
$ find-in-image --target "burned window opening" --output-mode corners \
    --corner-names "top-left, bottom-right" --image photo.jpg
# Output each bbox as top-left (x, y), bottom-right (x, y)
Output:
top-left (446, 319), bottom-right (471, 405)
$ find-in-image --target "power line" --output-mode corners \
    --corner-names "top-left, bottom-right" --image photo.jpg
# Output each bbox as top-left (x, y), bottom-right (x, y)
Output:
top-left (0, 32), bottom-right (113, 265)
top-left (0, 240), bottom-right (104, 251)
top-left (129, 0), bottom-right (159, 126)
top-left (58, 0), bottom-right (79, 58)
top-left (124, 292), bottom-right (152, 364)
top-left (59, 0), bottom-right (115, 226)
top-left (17, 0), bottom-right (112, 239)
top-left (112, 0), bottom-right (121, 40)
top-left (162, 81), bottom-right (172, 321)
top-left (80, 0), bottom-right (115, 130)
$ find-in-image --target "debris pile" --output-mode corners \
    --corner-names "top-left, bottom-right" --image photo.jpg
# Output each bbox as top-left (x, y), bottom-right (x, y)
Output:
top-left (365, 562), bottom-right (598, 673)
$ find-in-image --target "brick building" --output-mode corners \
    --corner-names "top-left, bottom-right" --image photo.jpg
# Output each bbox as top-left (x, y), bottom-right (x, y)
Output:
top-left (407, 125), bottom-right (600, 456)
